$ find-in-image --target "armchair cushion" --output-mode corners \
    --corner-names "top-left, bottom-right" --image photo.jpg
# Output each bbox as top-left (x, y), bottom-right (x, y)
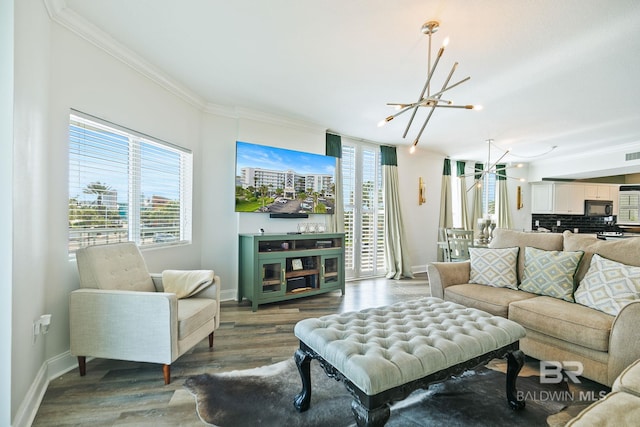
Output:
top-left (76, 242), bottom-right (155, 292)
top-left (178, 298), bottom-right (218, 339)
top-left (162, 269), bottom-right (215, 299)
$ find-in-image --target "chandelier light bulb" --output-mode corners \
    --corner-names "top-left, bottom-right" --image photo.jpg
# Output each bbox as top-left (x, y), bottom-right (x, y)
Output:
top-left (409, 145), bottom-right (416, 154)
top-left (472, 105), bottom-right (483, 110)
top-left (442, 37), bottom-right (450, 48)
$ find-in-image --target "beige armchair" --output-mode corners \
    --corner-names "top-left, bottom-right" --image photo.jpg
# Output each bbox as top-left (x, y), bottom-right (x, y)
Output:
top-left (70, 242), bottom-right (221, 384)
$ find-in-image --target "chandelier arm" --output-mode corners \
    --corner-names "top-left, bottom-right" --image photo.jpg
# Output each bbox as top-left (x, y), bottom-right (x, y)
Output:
top-left (435, 104), bottom-right (475, 109)
top-left (486, 150), bottom-right (510, 172)
top-left (428, 75), bottom-right (471, 99)
top-left (412, 103), bottom-right (439, 143)
top-left (402, 45), bottom-right (446, 138)
top-left (388, 104), bottom-right (418, 120)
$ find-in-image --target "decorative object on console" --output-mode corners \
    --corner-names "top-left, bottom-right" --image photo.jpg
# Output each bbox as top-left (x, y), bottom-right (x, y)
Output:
top-left (377, 20), bottom-right (480, 153)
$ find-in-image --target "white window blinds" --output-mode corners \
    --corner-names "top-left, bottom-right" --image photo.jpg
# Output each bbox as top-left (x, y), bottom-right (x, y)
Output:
top-left (68, 111), bottom-right (192, 254)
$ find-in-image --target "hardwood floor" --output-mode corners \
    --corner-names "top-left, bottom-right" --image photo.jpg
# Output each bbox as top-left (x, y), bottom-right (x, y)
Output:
top-left (32, 275), bottom-right (430, 426)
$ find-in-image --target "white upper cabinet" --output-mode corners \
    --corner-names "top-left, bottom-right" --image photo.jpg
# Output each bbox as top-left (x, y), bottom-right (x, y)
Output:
top-left (584, 184), bottom-right (612, 200)
top-left (531, 182), bottom-right (618, 215)
top-left (553, 183), bottom-right (585, 214)
top-left (531, 183), bottom-right (554, 213)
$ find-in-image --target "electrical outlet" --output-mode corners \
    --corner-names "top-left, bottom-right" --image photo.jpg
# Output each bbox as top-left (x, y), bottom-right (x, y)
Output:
top-left (33, 314), bottom-right (52, 343)
top-left (557, 220), bottom-right (561, 226)
top-left (535, 220), bottom-right (540, 227)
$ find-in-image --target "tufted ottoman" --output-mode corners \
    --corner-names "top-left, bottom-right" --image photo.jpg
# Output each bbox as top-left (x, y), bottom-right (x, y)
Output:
top-left (293, 297), bottom-right (527, 426)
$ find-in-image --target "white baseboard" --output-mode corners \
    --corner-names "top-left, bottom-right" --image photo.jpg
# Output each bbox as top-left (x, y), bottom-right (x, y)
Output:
top-left (220, 288), bottom-right (237, 302)
top-left (12, 351), bottom-right (79, 427)
top-left (411, 264), bottom-right (428, 275)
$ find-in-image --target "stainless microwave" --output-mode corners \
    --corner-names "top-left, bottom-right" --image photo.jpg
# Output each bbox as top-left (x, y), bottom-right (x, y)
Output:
top-left (585, 200), bottom-right (613, 217)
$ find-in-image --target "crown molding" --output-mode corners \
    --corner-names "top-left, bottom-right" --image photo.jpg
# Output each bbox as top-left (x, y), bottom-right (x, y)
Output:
top-left (234, 106), bottom-right (326, 133)
top-left (43, 0), bottom-right (207, 110)
top-left (43, 0), bottom-right (330, 135)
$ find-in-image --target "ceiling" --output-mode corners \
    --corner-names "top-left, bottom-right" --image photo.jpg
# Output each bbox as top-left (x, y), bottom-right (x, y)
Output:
top-left (60, 0), bottom-right (640, 166)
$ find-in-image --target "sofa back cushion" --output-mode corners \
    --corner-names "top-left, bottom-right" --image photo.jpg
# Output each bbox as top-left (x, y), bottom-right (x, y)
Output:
top-left (563, 231), bottom-right (640, 283)
top-left (519, 247), bottom-right (584, 302)
top-left (76, 242), bottom-right (155, 292)
top-left (489, 229), bottom-right (564, 283)
top-left (469, 247), bottom-right (519, 289)
top-left (575, 254), bottom-right (640, 316)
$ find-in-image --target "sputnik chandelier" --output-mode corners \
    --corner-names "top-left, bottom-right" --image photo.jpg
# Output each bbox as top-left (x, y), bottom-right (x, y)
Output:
top-left (466, 139), bottom-right (525, 192)
top-left (378, 20), bottom-right (481, 153)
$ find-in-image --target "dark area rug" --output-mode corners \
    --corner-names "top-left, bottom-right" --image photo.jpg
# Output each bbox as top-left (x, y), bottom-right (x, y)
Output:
top-left (184, 357), bottom-right (608, 427)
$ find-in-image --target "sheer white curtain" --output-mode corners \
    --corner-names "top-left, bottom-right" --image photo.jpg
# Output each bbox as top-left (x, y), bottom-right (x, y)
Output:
top-left (471, 162), bottom-right (483, 237)
top-left (438, 159), bottom-right (453, 262)
top-left (381, 146), bottom-right (413, 279)
top-left (496, 164), bottom-right (512, 229)
top-left (439, 158), bottom-right (453, 229)
top-left (456, 161), bottom-right (471, 230)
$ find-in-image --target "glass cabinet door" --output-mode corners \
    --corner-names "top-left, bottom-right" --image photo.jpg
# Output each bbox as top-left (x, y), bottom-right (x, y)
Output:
top-left (321, 255), bottom-right (341, 286)
top-left (260, 260), bottom-right (285, 297)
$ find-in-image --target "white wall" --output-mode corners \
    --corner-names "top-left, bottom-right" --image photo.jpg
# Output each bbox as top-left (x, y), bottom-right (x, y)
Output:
top-left (1, 1), bottom-right (14, 425)
top-left (12, 0), bottom-right (52, 423)
top-left (396, 147), bottom-right (446, 273)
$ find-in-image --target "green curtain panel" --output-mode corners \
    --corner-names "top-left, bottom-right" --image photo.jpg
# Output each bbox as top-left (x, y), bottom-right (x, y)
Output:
top-left (325, 133), bottom-right (342, 158)
top-left (381, 145), bottom-right (413, 279)
top-left (326, 133), bottom-right (344, 233)
top-left (380, 145), bottom-right (398, 166)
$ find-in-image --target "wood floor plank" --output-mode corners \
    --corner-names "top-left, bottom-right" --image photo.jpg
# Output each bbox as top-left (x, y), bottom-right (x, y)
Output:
top-left (32, 275), bottom-right (429, 426)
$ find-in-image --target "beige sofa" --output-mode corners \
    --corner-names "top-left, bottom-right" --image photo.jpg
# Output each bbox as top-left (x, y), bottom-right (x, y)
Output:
top-left (567, 358), bottom-right (640, 426)
top-left (427, 229), bottom-right (640, 387)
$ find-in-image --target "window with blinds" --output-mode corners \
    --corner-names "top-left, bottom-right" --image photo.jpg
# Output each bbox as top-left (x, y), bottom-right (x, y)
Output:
top-left (341, 141), bottom-right (385, 279)
top-left (68, 111), bottom-right (192, 255)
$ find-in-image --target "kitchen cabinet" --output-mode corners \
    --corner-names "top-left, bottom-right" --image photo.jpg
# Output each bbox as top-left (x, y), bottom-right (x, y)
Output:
top-left (584, 184), bottom-right (613, 201)
top-left (531, 183), bottom-right (554, 213)
top-left (554, 183), bottom-right (584, 214)
top-left (238, 233), bottom-right (345, 311)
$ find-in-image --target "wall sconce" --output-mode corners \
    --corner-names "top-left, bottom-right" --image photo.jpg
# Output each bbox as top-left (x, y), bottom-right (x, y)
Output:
top-left (419, 177), bottom-right (426, 205)
top-left (517, 186), bottom-right (524, 210)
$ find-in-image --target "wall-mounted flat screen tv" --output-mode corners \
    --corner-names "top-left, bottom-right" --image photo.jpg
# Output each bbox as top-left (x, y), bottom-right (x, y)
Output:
top-left (235, 141), bottom-right (336, 214)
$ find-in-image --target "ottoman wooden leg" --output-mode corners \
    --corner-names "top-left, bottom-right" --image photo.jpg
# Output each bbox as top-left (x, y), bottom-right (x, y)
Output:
top-left (351, 400), bottom-right (390, 427)
top-left (506, 349), bottom-right (526, 410)
top-left (293, 348), bottom-right (312, 412)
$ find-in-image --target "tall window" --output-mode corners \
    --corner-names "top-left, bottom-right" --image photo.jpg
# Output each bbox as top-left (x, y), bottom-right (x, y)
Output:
top-left (483, 172), bottom-right (497, 216)
top-left (68, 111), bottom-right (192, 255)
top-left (342, 141), bottom-right (385, 279)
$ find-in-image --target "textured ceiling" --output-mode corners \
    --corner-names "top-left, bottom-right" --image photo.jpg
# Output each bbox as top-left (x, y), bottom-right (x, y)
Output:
top-left (62, 0), bottom-right (640, 170)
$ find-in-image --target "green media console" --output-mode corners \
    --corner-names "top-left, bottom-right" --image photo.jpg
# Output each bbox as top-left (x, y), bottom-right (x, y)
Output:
top-left (238, 233), bottom-right (345, 311)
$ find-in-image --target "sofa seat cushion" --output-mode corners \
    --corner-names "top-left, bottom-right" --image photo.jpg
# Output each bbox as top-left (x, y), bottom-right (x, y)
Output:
top-left (177, 298), bottom-right (217, 340)
top-left (444, 284), bottom-right (538, 318)
top-left (509, 296), bottom-right (613, 352)
top-left (612, 358), bottom-right (640, 397)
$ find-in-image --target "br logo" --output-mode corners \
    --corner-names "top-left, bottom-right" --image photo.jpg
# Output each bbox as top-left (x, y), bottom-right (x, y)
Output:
top-left (540, 361), bottom-right (583, 384)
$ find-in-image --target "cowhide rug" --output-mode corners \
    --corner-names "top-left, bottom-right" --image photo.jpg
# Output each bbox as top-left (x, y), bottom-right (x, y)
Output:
top-left (184, 357), bottom-right (608, 427)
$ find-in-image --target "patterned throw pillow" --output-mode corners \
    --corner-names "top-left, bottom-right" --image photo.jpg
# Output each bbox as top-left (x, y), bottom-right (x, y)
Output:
top-left (469, 247), bottom-right (519, 290)
top-left (575, 254), bottom-right (640, 316)
top-left (519, 247), bottom-right (584, 302)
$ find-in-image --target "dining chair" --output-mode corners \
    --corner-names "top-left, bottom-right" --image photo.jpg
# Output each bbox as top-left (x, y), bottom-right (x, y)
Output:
top-left (445, 228), bottom-right (474, 261)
